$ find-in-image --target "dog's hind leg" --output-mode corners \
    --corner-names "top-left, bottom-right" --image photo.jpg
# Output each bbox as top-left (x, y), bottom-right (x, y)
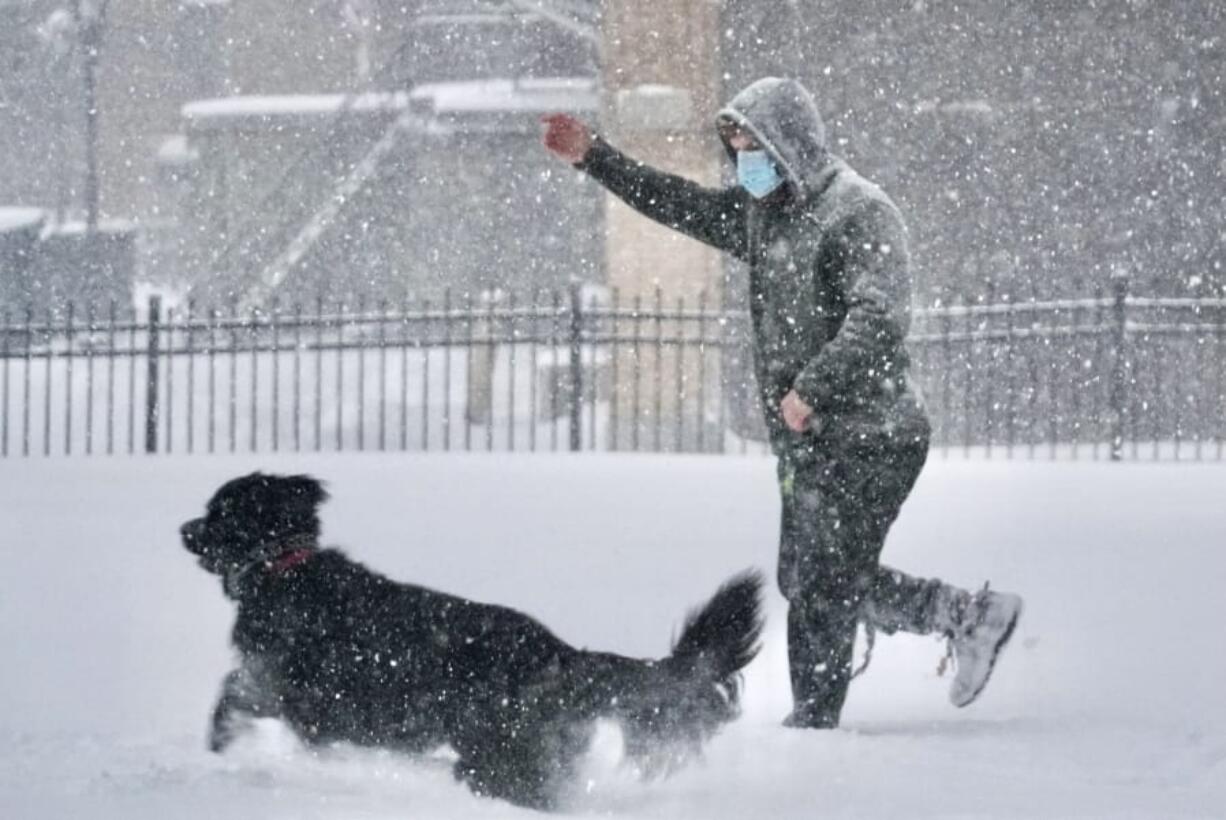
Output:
top-left (453, 718), bottom-right (594, 811)
top-left (209, 666), bottom-right (281, 752)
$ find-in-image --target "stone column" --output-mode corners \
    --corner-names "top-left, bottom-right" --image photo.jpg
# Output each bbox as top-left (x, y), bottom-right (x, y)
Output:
top-left (599, 0), bottom-right (726, 451)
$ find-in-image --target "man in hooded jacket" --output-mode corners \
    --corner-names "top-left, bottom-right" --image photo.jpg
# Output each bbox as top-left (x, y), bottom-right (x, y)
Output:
top-left (543, 77), bottom-right (1023, 729)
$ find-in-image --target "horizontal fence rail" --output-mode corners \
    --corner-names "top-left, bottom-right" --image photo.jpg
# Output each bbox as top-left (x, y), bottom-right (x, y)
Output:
top-left (1, 281), bottom-right (1224, 460)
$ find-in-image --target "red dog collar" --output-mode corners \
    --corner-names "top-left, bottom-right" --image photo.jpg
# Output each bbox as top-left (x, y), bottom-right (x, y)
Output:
top-left (268, 547), bottom-right (314, 574)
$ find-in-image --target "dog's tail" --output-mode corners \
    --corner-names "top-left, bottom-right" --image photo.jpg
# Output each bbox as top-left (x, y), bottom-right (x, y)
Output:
top-left (604, 569), bottom-right (765, 776)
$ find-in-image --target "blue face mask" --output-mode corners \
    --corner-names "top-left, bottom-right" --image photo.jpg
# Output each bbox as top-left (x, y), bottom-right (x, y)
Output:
top-left (736, 149), bottom-right (784, 199)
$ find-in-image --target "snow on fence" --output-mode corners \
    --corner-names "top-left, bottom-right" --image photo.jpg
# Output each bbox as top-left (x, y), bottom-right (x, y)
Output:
top-left (1, 280), bottom-right (1224, 460)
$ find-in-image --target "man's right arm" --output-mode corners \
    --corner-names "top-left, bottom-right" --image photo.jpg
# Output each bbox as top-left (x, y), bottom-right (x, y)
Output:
top-left (578, 138), bottom-right (750, 261)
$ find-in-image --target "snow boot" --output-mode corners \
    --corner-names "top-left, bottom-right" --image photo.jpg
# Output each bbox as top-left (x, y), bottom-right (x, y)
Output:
top-left (942, 583), bottom-right (1023, 707)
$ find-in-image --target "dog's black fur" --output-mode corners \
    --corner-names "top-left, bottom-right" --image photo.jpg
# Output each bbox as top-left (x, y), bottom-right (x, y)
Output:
top-left (180, 472), bottom-right (764, 809)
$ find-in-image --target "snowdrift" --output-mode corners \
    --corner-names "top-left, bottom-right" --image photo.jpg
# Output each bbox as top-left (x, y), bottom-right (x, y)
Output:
top-left (1, 454), bottom-right (1222, 818)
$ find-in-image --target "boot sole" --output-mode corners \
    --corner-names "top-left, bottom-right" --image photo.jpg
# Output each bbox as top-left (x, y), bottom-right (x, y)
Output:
top-left (954, 599), bottom-right (1023, 708)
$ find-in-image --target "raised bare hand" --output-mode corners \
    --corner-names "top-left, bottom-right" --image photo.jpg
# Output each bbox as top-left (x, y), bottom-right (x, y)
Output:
top-left (541, 113), bottom-right (594, 164)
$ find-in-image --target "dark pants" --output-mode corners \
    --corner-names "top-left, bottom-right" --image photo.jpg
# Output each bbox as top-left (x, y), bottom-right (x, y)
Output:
top-left (777, 435), bottom-right (945, 727)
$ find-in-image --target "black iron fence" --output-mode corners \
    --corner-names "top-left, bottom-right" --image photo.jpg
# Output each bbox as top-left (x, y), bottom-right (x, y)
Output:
top-left (1, 281), bottom-right (1223, 460)
top-left (910, 282), bottom-right (1226, 461)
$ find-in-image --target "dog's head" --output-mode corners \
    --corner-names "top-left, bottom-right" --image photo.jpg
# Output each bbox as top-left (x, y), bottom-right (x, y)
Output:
top-left (180, 472), bottom-right (328, 576)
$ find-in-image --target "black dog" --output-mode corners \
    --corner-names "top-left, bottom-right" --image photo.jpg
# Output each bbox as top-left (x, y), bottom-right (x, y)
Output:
top-left (180, 472), bottom-right (764, 809)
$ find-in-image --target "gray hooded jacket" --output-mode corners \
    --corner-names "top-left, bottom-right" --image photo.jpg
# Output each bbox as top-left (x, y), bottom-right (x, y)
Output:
top-left (579, 77), bottom-right (929, 457)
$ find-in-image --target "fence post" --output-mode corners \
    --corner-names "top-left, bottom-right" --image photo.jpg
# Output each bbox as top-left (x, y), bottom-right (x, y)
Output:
top-left (568, 280), bottom-right (583, 452)
top-left (1109, 274), bottom-right (1128, 461)
top-left (145, 295), bottom-right (161, 454)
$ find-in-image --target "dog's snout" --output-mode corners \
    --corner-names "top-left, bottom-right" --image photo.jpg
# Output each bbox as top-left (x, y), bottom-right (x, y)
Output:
top-left (181, 518), bottom-right (206, 551)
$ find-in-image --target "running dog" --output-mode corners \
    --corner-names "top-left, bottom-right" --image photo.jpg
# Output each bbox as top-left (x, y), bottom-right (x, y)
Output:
top-left (179, 472), bottom-right (763, 809)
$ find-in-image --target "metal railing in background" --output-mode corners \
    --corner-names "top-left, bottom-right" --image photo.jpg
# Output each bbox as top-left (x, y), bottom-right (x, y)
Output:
top-left (2, 279), bottom-right (1223, 460)
top-left (909, 279), bottom-right (1226, 462)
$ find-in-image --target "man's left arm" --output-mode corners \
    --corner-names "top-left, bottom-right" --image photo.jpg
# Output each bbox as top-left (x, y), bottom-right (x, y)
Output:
top-left (791, 201), bottom-right (913, 413)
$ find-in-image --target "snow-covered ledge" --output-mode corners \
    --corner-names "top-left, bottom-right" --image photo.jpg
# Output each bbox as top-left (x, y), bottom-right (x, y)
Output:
top-left (181, 92), bottom-right (411, 132)
top-left (0, 207), bottom-right (46, 235)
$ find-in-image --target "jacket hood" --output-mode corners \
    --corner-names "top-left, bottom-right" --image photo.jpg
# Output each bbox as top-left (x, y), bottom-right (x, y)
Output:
top-left (717, 77), bottom-right (831, 200)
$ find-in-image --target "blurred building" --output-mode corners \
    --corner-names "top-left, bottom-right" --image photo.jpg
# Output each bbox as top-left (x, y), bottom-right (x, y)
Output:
top-left (2, 1), bottom-right (602, 306)
top-left (2, 0), bottom-right (1221, 310)
top-left (720, 0), bottom-right (1226, 302)
top-left (179, 79), bottom-right (600, 307)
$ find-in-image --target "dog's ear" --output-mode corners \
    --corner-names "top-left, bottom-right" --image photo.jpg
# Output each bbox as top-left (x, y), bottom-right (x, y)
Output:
top-left (281, 474), bottom-right (329, 508)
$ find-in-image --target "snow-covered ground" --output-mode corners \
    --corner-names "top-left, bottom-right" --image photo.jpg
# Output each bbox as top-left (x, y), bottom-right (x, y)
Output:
top-left (2, 454), bottom-right (1223, 818)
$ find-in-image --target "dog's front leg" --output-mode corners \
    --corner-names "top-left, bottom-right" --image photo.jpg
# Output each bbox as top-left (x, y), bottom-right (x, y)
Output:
top-left (209, 666), bottom-right (279, 752)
